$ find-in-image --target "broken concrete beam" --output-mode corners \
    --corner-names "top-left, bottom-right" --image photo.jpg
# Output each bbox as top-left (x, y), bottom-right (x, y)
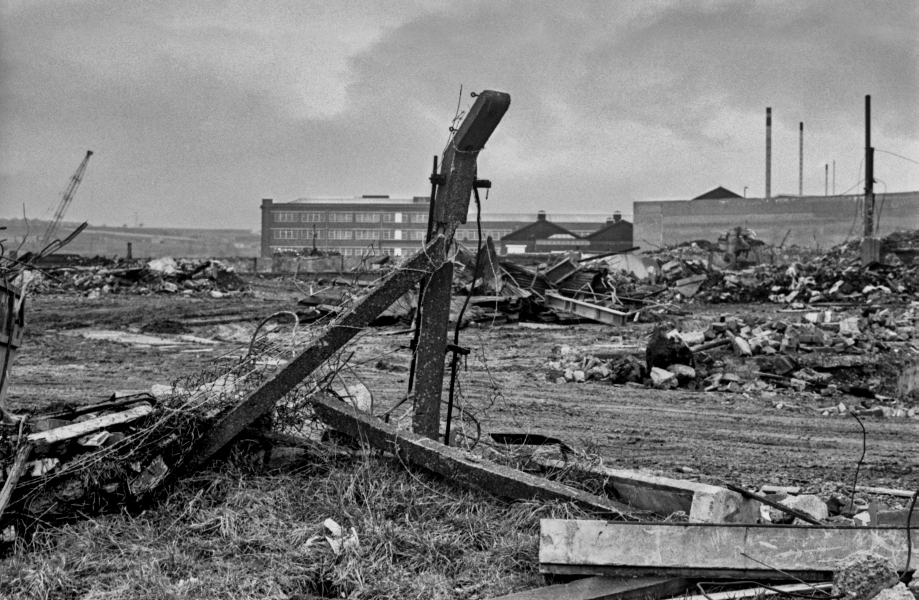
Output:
top-left (876, 505), bottom-right (919, 527)
top-left (310, 394), bottom-right (631, 517)
top-left (26, 404), bottom-right (152, 445)
top-left (486, 576), bottom-right (687, 600)
top-left (539, 520), bottom-right (918, 580)
top-left (537, 458), bottom-right (759, 523)
top-left (545, 293), bottom-right (628, 326)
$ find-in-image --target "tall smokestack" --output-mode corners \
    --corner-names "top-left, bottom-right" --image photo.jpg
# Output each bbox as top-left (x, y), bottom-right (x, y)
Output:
top-left (766, 108), bottom-right (772, 198)
top-left (799, 122), bottom-right (804, 196)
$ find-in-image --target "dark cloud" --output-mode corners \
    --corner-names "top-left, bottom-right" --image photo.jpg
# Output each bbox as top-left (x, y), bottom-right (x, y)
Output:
top-left (1, 1), bottom-right (916, 228)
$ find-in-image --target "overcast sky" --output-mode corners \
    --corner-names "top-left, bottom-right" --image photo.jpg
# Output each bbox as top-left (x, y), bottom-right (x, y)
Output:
top-left (1, 0), bottom-right (917, 230)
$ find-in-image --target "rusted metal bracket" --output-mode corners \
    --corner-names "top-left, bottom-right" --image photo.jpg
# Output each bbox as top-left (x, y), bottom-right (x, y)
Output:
top-left (185, 236), bottom-right (445, 471)
top-left (310, 392), bottom-right (630, 518)
top-left (412, 90), bottom-right (510, 439)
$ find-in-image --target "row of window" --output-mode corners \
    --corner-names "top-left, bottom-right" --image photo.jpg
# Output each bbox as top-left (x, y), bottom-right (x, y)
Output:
top-left (274, 228), bottom-right (519, 241)
top-left (455, 229), bottom-right (513, 240)
top-left (274, 211), bottom-right (428, 224)
top-left (271, 246), bottom-right (402, 256)
top-left (274, 229), bottom-right (432, 241)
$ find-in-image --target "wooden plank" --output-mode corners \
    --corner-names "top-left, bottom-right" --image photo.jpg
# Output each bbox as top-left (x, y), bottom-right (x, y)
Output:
top-left (487, 576), bottom-right (687, 600)
top-left (310, 393), bottom-right (631, 517)
top-left (0, 443), bottom-right (32, 520)
top-left (26, 404), bottom-right (152, 444)
top-left (539, 520), bottom-right (919, 580)
top-left (544, 293), bottom-right (628, 326)
top-left (185, 237), bottom-right (444, 471)
top-left (537, 458), bottom-right (759, 524)
top-left (855, 485), bottom-right (917, 498)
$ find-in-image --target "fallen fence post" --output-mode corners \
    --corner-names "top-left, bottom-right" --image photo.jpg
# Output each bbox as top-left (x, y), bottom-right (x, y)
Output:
top-left (184, 237), bottom-right (445, 471)
top-left (310, 392), bottom-right (632, 517)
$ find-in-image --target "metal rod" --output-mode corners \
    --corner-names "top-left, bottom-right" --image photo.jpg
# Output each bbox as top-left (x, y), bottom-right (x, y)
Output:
top-left (407, 155), bottom-right (440, 394)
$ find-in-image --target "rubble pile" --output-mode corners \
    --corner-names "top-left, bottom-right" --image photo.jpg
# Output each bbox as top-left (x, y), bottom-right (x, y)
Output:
top-left (547, 303), bottom-right (919, 415)
top-left (640, 231), bottom-right (919, 305)
top-left (28, 256), bottom-right (248, 298)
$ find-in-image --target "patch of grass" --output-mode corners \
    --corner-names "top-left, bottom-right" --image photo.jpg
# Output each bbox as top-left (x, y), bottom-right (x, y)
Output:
top-left (1, 444), bottom-right (593, 599)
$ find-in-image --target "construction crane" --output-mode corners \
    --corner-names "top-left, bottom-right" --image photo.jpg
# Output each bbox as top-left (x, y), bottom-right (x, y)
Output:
top-left (37, 150), bottom-right (93, 250)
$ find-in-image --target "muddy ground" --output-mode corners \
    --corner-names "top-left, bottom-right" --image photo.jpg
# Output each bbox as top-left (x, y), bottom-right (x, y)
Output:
top-left (8, 276), bottom-right (918, 507)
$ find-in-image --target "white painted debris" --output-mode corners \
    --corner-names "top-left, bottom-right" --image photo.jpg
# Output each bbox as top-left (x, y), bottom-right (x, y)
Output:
top-left (323, 518), bottom-right (359, 555)
top-left (146, 257), bottom-right (179, 275)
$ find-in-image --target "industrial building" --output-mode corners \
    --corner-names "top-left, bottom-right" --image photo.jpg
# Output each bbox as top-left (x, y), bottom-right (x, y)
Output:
top-left (633, 190), bottom-right (919, 249)
top-left (259, 197), bottom-right (629, 257)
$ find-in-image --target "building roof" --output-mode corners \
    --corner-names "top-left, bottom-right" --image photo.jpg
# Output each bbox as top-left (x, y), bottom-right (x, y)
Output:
top-left (583, 219), bottom-right (633, 241)
top-left (693, 186), bottom-right (743, 200)
top-left (500, 214), bottom-right (580, 242)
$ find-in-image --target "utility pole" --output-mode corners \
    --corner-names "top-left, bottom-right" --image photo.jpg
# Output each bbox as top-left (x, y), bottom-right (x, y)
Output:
top-left (825, 164), bottom-right (828, 196)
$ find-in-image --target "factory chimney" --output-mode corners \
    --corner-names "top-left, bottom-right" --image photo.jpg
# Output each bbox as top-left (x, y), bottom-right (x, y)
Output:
top-left (766, 108), bottom-right (772, 198)
top-left (799, 122), bottom-right (804, 196)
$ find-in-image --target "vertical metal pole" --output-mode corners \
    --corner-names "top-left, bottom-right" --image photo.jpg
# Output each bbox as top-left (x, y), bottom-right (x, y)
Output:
top-left (406, 155), bottom-right (439, 395)
top-left (825, 164), bottom-right (828, 196)
top-left (864, 95), bottom-right (874, 237)
top-left (766, 108), bottom-right (772, 199)
top-left (799, 122), bottom-right (803, 196)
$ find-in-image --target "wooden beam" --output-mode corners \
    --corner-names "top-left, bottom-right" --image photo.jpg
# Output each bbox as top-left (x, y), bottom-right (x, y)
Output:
top-left (310, 393), bottom-right (631, 517)
top-left (27, 404), bottom-right (152, 444)
top-left (486, 576), bottom-right (687, 600)
top-left (855, 485), bottom-right (917, 498)
top-left (544, 293), bottom-right (628, 326)
top-left (537, 458), bottom-right (759, 524)
top-left (539, 520), bottom-right (919, 580)
top-left (185, 237), bottom-right (444, 471)
top-left (0, 443), bottom-right (32, 520)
